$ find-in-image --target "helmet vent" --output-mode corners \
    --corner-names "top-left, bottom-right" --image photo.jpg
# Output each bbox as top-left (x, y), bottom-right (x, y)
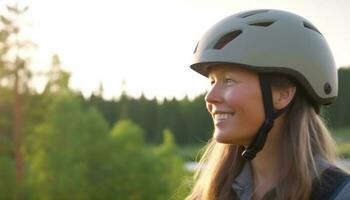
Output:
top-left (238, 9), bottom-right (269, 18)
top-left (213, 30), bottom-right (242, 49)
top-left (193, 42), bottom-right (199, 54)
top-left (303, 21), bottom-right (322, 36)
top-left (324, 82), bottom-right (332, 94)
top-left (248, 20), bottom-right (276, 27)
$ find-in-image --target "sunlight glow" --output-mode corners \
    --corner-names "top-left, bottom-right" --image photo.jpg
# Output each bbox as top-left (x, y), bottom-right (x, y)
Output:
top-left (2, 0), bottom-right (349, 100)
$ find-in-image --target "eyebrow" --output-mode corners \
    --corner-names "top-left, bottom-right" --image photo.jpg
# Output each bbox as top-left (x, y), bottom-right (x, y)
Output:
top-left (208, 68), bottom-right (237, 76)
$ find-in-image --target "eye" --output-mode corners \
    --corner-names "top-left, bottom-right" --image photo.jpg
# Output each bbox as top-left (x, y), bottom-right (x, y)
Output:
top-left (224, 78), bottom-right (234, 85)
top-left (209, 78), bottom-right (215, 85)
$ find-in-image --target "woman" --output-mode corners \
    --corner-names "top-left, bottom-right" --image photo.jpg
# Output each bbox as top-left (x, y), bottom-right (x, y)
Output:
top-left (186, 9), bottom-right (350, 200)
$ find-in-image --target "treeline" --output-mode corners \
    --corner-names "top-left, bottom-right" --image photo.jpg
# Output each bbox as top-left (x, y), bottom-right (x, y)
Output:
top-left (1, 84), bottom-right (189, 199)
top-left (327, 68), bottom-right (350, 127)
top-left (85, 93), bottom-right (212, 145)
top-left (84, 67), bottom-right (350, 145)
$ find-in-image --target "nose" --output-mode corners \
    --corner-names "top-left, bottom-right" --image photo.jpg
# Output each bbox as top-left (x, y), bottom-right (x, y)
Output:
top-left (205, 83), bottom-right (223, 104)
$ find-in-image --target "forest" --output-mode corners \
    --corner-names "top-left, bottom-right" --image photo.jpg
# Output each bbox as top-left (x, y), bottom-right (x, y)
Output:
top-left (87, 66), bottom-right (350, 145)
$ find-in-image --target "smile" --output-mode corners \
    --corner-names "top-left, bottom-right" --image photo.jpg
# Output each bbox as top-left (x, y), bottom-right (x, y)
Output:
top-left (213, 112), bottom-right (234, 121)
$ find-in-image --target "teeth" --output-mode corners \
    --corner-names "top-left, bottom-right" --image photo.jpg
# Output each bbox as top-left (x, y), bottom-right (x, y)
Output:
top-left (214, 113), bottom-right (234, 120)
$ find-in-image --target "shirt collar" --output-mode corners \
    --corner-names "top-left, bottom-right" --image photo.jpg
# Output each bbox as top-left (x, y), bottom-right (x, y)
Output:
top-left (232, 161), bottom-right (253, 199)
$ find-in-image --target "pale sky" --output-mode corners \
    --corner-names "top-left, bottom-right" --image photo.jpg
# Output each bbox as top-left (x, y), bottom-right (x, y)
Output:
top-left (1, 0), bottom-right (350, 100)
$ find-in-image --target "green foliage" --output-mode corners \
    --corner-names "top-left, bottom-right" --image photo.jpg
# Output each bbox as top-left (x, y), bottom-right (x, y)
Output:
top-left (159, 128), bottom-right (176, 150)
top-left (107, 121), bottom-right (187, 200)
top-left (23, 110), bottom-right (189, 199)
top-left (332, 128), bottom-right (350, 159)
top-left (85, 68), bottom-right (350, 145)
top-left (177, 144), bottom-right (204, 162)
top-left (110, 119), bottom-right (144, 148)
top-left (0, 87), bottom-right (13, 155)
top-left (109, 120), bottom-right (158, 199)
top-left (153, 129), bottom-right (188, 199)
top-left (0, 155), bottom-right (15, 199)
top-left (88, 93), bottom-right (212, 145)
top-left (332, 127), bottom-right (350, 141)
top-left (324, 67), bottom-right (350, 128)
top-left (25, 93), bottom-right (109, 199)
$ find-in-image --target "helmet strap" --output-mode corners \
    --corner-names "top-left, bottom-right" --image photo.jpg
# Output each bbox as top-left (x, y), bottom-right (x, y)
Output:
top-left (242, 74), bottom-right (294, 160)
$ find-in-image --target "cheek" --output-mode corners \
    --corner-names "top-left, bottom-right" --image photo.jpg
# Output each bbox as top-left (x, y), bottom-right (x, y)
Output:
top-left (244, 96), bottom-right (265, 129)
top-left (226, 87), bottom-right (265, 136)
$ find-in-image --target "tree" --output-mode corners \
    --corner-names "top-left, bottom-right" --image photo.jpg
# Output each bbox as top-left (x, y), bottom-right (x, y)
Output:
top-left (0, 4), bottom-right (35, 198)
top-left (325, 67), bottom-right (350, 128)
top-left (108, 119), bottom-right (161, 199)
top-left (129, 94), bottom-right (158, 142)
top-left (106, 120), bottom-right (187, 199)
top-left (25, 93), bottom-right (109, 199)
top-left (154, 129), bottom-right (187, 199)
top-left (180, 94), bottom-right (212, 144)
top-left (0, 155), bottom-right (15, 199)
top-left (43, 54), bottom-right (71, 95)
top-left (0, 86), bottom-right (13, 156)
top-left (156, 98), bottom-right (187, 144)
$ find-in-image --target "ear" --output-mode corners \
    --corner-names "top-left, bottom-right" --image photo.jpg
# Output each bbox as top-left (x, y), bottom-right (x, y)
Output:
top-left (272, 86), bottom-right (296, 110)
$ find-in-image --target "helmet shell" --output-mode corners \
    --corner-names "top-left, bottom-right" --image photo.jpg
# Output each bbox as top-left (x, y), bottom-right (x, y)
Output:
top-left (191, 9), bottom-right (337, 105)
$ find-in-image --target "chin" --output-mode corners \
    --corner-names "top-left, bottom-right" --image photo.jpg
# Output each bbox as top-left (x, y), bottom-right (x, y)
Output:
top-left (213, 130), bottom-right (250, 145)
top-left (214, 137), bottom-right (232, 144)
top-left (213, 130), bottom-right (234, 144)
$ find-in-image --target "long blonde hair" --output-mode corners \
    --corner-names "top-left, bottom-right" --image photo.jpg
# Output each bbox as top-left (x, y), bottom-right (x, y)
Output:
top-left (185, 75), bottom-right (341, 200)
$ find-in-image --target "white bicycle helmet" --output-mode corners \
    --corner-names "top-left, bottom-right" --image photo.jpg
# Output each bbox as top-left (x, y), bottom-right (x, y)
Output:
top-left (190, 9), bottom-right (338, 159)
top-left (191, 9), bottom-right (337, 105)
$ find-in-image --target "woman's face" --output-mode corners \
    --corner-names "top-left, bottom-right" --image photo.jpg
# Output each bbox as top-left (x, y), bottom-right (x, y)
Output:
top-left (205, 64), bottom-right (265, 145)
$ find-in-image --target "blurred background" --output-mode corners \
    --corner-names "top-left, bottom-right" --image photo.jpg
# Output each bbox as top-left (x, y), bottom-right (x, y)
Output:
top-left (0, 0), bottom-right (349, 199)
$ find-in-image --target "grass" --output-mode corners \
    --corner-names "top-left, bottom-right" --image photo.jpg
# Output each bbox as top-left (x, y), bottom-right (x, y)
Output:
top-left (332, 127), bottom-right (350, 159)
top-left (177, 144), bottom-right (205, 162)
top-left (332, 127), bottom-right (350, 141)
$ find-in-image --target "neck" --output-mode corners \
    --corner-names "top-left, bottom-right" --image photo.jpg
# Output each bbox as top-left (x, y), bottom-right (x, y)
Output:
top-left (250, 116), bottom-right (285, 197)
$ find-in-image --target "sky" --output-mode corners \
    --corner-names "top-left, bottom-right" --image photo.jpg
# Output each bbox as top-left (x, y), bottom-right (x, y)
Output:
top-left (1, 0), bottom-right (350, 100)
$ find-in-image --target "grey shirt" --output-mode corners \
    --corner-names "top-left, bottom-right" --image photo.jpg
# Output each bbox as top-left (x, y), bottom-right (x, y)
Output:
top-left (232, 158), bottom-right (350, 200)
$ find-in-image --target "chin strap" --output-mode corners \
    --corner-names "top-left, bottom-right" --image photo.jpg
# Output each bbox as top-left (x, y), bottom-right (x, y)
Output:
top-left (242, 74), bottom-right (294, 160)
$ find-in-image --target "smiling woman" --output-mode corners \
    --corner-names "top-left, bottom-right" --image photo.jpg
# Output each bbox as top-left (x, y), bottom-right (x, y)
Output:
top-left (206, 65), bottom-right (266, 145)
top-left (186, 9), bottom-right (350, 200)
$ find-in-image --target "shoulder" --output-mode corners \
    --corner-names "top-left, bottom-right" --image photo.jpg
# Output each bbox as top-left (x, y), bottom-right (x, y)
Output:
top-left (312, 167), bottom-right (350, 200)
top-left (333, 180), bottom-right (350, 200)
